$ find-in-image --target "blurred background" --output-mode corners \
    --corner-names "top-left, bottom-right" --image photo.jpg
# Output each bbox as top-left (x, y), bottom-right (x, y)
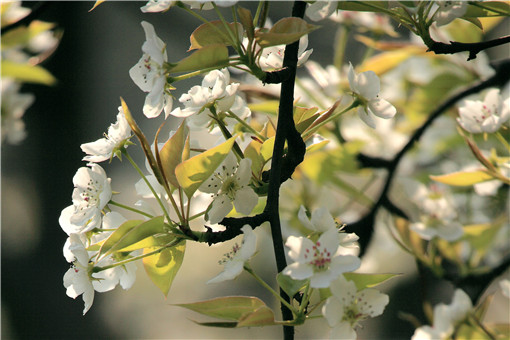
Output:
top-left (1, 2), bottom-right (508, 339)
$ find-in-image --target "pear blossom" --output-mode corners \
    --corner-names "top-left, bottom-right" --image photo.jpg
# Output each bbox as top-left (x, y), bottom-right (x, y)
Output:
top-left (140, 0), bottom-right (176, 13)
top-left (322, 275), bottom-right (389, 339)
top-left (409, 183), bottom-right (463, 242)
top-left (412, 289), bottom-right (472, 340)
top-left (433, 1), bottom-right (468, 27)
top-left (59, 164), bottom-right (112, 235)
top-left (305, 1), bottom-right (337, 22)
top-left (282, 228), bottom-right (361, 288)
top-left (457, 88), bottom-right (510, 134)
top-left (171, 69), bottom-right (249, 129)
top-left (258, 36), bottom-right (313, 71)
top-left (347, 63), bottom-right (397, 129)
top-left (80, 106), bottom-right (131, 162)
top-left (200, 153), bottom-right (258, 224)
top-left (129, 21), bottom-right (173, 118)
top-left (207, 225), bottom-right (256, 284)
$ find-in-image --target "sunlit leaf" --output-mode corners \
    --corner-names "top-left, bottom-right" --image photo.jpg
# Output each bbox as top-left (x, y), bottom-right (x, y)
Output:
top-left (98, 216), bottom-right (166, 258)
top-left (175, 135), bottom-right (236, 198)
top-left (159, 120), bottom-right (189, 188)
top-left (294, 106), bottom-right (319, 133)
top-left (358, 44), bottom-right (427, 76)
top-left (244, 139), bottom-right (264, 177)
top-left (143, 235), bottom-right (185, 297)
top-left (176, 296), bottom-right (268, 321)
top-left (247, 100), bottom-right (279, 116)
top-left (430, 170), bottom-right (494, 186)
top-left (1, 60), bottom-right (56, 85)
top-left (189, 21), bottom-right (242, 50)
top-left (260, 137), bottom-right (275, 163)
top-left (170, 44), bottom-right (229, 73)
top-left (343, 273), bottom-right (401, 290)
top-left (255, 17), bottom-right (318, 47)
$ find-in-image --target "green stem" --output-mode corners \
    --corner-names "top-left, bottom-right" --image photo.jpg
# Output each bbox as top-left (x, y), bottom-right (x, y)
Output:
top-left (496, 131), bottom-right (510, 151)
top-left (210, 107), bottom-right (245, 160)
top-left (212, 3), bottom-right (242, 55)
top-left (189, 210), bottom-right (206, 221)
top-left (94, 238), bottom-right (182, 271)
top-left (298, 282), bottom-right (311, 315)
top-left (109, 200), bottom-right (153, 218)
top-left (301, 101), bottom-right (358, 140)
top-left (227, 111), bottom-right (266, 141)
top-left (244, 265), bottom-right (297, 314)
top-left (122, 150), bottom-right (173, 225)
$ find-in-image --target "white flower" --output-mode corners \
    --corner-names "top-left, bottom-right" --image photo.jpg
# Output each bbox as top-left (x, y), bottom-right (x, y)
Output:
top-left (306, 1), bottom-right (337, 22)
top-left (0, 79), bottom-right (34, 144)
top-left (408, 183), bottom-right (464, 242)
top-left (80, 106), bottom-right (131, 162)
top-left (412, 289), bottom-right (472, 340)
top-left (59, 164), bottom-right (112, 235)
top-left (207, 225), bottom-right (256, 284)
top-left (282, 228), bottom-right (361, 288)
top-left (348, 63), bottom-right (397, 129)
top-left (129, 21), bottom-right (173, 118)
top-left (457, 88), bottom-right (510, 134)
top-left (140, 0), bottom-right (176, 13)
top-left (433, 1), bottom-right (468, 27)
top-left (258, 36), bottom-right (313, 71)
top-left (200, 153), bottom-right (258, 224)
top-left (322, 275), bottom-right (389, 339)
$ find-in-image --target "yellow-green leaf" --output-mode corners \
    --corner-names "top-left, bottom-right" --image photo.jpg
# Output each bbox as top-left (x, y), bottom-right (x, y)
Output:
top-left (159, 120), bottom-right (189, 188)
top-left (1, 60), bottom-right (56, 85)
top-left (358, 45), bottom-right (427, 76)
top-left (143, 236), bottom-right (185, 297)
top-left (175, 135), bottom-right (236, 198)
top-left (343, 273), bottom-right (401, 290)
top-left (189, 21), bottom-right (242, 50)
top-left (294, 106), bottom-right (319, 133)
top-left (176, 296), bottom-right (268, 321)
top-left (260, 137), bottom-right (275, 163)
top-left (170, 44), bottom-right (229, 73)
top-left (1, 20), bottom-right (55, 49)
top-left (89, 0), bottom-right (106, 11)
top-left (462, 222), bottom-right (503, 253)
top-left (236, 306), bottom-right (275, 327)
top-left (430, 170), bottom-right (494, 186)
top-left (247, 100), bottom-right (279, 116)
top-left (244, 139), bottom-right (264, 177)
top-left (255, 17), bottom-right (318, 48)
top-left (464, 1), bottom-right (510, 17)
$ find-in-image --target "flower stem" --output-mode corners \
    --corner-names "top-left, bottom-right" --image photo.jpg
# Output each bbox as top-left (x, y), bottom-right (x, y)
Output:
top-left (109, 200), bottom-right (153, 218)
top-left (244, 265), bottom-right (297, 314)
top-left (227, 111), bottom-right (266, 141)
top-left (301, 100), bottom-right (358, 140)
top-left (122, 150), bottom-right (173, 226)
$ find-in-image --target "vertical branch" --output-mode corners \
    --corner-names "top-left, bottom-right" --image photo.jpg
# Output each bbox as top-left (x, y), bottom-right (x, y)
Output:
top-left (264, 2), bottom-right (307, 339)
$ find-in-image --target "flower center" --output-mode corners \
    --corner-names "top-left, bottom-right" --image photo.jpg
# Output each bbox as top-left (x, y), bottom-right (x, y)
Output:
top-left (304, 241), bottom-right (332, 272)
top-left (219, 242), bottom-right (240, 265)
top-left (81, 178), bottom-right (103, 208)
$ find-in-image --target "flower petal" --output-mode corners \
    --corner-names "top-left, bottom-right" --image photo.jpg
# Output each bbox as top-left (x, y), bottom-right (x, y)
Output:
top-left (233, 186), bottom-right (258, 215)
top-left (357, 106), bottom-right (376, 129)
top-left (207, 194), bottom-right (233, 224)
top-left (368, 97), bottom-right (396, 119)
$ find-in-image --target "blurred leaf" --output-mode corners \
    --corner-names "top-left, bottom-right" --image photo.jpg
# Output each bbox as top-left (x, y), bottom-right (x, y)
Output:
top-left (430, 170), bottom-right (494, 186)
top-left (159, 120), bottom-right (189, 188)
top-left (1, 60), bottom-right (56, 85)
top-left (464, 1), bottom-right (510, 17)
top-left (89, 0), bottom-right (106, 11)
top-left (143, 235), bottom-right (185, 297)
top-left (237, 6), bottom-right (254, 40)
top-left (462, 222), bottom-right (503, 254)
top-left (189, 21), bottom-right (242, 50)
top-left (306, 139), bottom-right (329, 153)
top-left (1, 20), bottom-right (55, 49)
top-left (337, 1), bottom-right (390, 12)
top-left (343, 273), bottom-right (401, 290)
top-left (175, 136), bottom-right (236, 198)
top-left (176, 296), bottom-right (269, 321)
top-left (255, 17), bottom-right (318, 47)
top-left (171, 44), bottom-right (229, 73)
top-left (277, 272), bottom-right (307, 298)
top-left (247, 100), bottom-right (279, 116)
top-left (455, 322), bottom-right (491, 340)
top-left (357, 43), bottom-right (427, 76)
top-left (99, 216), bottom-right (165, 258)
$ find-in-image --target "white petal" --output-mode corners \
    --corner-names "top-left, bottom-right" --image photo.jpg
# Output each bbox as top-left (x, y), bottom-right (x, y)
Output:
top-left (330, 275), bottom-right (356, 301)
top-left (119, 262), bottom-right (138, 289)
top-left (233, 187), bottom-right (258, 215)
top-left (285, 236), bottom-right (315, 262)
top-left (411, 326), bottom-right (442, 340)
top-left (239, 225), bottom-right (257, 260)
top-left (141, 21), bottom-right (167, 65)
top-left (236, 158), bottom-right (252, 185)
top-left (310, 270), bottom-right (338, 288)
top-left (129, 56), bottom-right (154, 92)
top-left (357, 106), bottom-right (376, 129)
top-left (347, 63), bottom-right (357, 93)
top-left (436, 222), bottom-right (464, 241)
top-left (282, 262), bottom-right (313, 280)
top-left (207, 194), bottom-right (233, 224)
top-left (297, 206), bottom-right (315, 231)
top-left (356, 70), bottom-right (380, 100)
top-left (322, 296), bottom-right (344, 327)
top-left (368, 97), bottom-right (396, 119)
top-left (81, 138), bottom-right (113, 163)
top-left (329, 255), bottom-right (361, 275)
top-left (311, 207), bottom-right (337, 232)
top-left (143, 76), bottom-right (166, 118)
top-left (357, 288), bottom-right (389, 317)
top-left (330, 321), bottom-right (357, 340)
top-left (207, 260), bottom-right (244, 284)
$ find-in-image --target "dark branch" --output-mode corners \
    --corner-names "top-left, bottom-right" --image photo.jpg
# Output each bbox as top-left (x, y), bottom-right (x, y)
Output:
top-left (263, 67), bottom-right (293, 84)
top-left (427, 35), bottom-right (510, 61)
top-left (345, 59), bottom-right (510, 256)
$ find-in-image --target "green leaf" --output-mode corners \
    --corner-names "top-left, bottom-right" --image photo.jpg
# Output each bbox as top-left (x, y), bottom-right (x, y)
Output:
top-left (98, 216), bottom-right (165, 258)
top-left (255, 17), bottom-right (318, 48)
top-left (337, 1), bottom-right (390, 13)
top-left (430, 170), bottom-right (494, 186)
top-left (277, 273), bottom-right (307, 298)
top-left (159, 120), bottom-right (189, 188)
top-left (237, 6), bottom-right (255, 41)
top-left (143, 236), bottom-right (185, 297)
top-left (456, 322), bottom-right (492, 340)
top-left (244, 140), bottom-right (264, 177)
top-left (237, 306), bottom-right (275, 327)
top-left (175, 135), bottom-right (237, 198)
top-left (170, 44), bottom-right (229, 73)
top-left (1, 20), bottom-right (55, 49)
top-left (462, 222), bottom-right (503, 254)
top-left (464, 1), bottom-right (510, 17)
top-left (247, 100), bottom-right (279, 116)
top-left (176, 296), bottom-right (269, 321)
top-left (260, 137), bottom-right (275, 163)
top-left (1, 60), bottom-right (56, 85)
top-left (343, 273), bottom-right (401, 290)
top-left (294, 106), bottom-right (320, 134)
top-left (189, 21), bottom-right (242, 50)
